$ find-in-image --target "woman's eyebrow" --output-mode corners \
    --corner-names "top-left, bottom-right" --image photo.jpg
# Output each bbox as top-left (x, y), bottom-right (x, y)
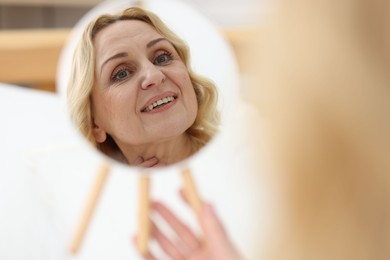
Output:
top-left (100, 52), bottom-right (128, 74)
top-left (99, 38), bottom-right (168, 75)
top-left (147, 38), bottom-right (169, 48)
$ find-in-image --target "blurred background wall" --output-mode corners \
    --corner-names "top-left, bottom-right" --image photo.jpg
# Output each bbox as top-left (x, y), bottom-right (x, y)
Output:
top-left (0, 0), bottom-right (260, 28)
top-left (0, 0), bottom-right (261, 92)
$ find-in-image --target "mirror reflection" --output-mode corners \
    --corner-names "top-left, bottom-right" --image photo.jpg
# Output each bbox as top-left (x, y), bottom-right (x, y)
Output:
top-left (67, 7), bottom-right (220, 167)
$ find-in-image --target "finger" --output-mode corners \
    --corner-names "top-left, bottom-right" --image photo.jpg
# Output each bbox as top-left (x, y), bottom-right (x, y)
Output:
top-left (153, 202), bottom-right (200, 251)
top-left (198, 204), bottom-right (232, 249)
top-left (151, 221), bottom-right (185, 260)
top-left (152, 161), bottom-right (166, 168)
top-left (132, 156), bottom-right (144, 165)
top-left (132, 235), bottom-right (157, 260)
top-left (178, 188), bottom-right (189, 205)
top-left (138, 157), bottom-right (159, 168)
top-left (200, 205), bottom-right (242, 259)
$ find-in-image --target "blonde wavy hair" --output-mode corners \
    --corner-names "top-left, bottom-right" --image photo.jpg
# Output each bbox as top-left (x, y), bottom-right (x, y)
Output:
top-left (67, 6), bottom-right (219, 160)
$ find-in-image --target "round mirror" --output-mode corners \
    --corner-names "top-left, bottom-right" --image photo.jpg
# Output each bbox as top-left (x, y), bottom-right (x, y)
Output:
top-left (57, 0), bottom-right (239, 170)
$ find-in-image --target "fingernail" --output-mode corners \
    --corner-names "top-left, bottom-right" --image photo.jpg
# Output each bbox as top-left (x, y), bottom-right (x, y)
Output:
top-left (133, 156), bottom-right (143, 164)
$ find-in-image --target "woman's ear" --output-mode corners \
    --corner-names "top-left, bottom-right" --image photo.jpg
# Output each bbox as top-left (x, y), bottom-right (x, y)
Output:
top-left (92, 117), bottom-right (107, 143)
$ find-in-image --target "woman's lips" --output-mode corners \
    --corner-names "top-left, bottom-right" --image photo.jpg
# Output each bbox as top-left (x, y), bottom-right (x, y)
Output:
top-left (141, 92), bottom-right (178, 113)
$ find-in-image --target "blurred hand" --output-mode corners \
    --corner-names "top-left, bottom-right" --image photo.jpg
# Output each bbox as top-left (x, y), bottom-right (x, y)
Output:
top-left (135, 191), bottom-right (242, 260)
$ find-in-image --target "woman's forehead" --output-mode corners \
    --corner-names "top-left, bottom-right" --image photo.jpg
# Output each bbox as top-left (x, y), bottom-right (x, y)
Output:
top-left (93, 20), bottom-right (164, 59)
top-left (94, 20), bottom-right (160, 46)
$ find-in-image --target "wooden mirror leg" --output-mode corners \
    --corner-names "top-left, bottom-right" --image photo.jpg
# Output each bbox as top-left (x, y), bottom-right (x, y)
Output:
top-left (181, 168), bottom-right (202, 215)
top-left (69, 163), bottom-right (110, 254)
top-left (137, 175), bottom-right (151, 256)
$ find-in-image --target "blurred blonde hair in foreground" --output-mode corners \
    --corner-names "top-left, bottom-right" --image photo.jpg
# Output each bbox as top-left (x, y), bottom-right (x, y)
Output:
top-left (248, 0), bottom-right (390, 259)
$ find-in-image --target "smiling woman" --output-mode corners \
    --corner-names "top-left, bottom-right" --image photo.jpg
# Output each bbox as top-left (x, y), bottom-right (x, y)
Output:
top-left (67, 7), bottom-right (220, 167)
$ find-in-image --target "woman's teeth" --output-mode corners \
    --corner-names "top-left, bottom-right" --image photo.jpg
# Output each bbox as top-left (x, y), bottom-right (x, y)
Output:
top-left (144, 96), bottom-right (175, 112)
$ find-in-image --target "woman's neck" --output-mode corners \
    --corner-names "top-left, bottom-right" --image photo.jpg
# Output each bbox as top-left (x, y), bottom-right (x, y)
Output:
top-left (116, 134), bottom-right (194, 166)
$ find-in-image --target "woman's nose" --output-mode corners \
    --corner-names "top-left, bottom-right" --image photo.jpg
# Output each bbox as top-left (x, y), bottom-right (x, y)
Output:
top-left (140, 63), bottom-right (166, 90)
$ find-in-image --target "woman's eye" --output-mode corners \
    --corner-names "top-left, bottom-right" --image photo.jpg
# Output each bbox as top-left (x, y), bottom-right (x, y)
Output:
top-left (112, 69), bottom-right (130, 82)
top-left (154, 52), bottom-right (173, 65)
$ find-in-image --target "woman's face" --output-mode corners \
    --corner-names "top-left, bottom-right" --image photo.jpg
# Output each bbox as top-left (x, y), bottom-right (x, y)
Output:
top-left (91, 20), bottom-right (198, 147)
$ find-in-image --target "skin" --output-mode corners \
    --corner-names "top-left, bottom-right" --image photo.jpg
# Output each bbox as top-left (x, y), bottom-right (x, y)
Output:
top-left (135, 190), bottom-right (242, 260)
top-left (91, 20), bottom-right (198, 165)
